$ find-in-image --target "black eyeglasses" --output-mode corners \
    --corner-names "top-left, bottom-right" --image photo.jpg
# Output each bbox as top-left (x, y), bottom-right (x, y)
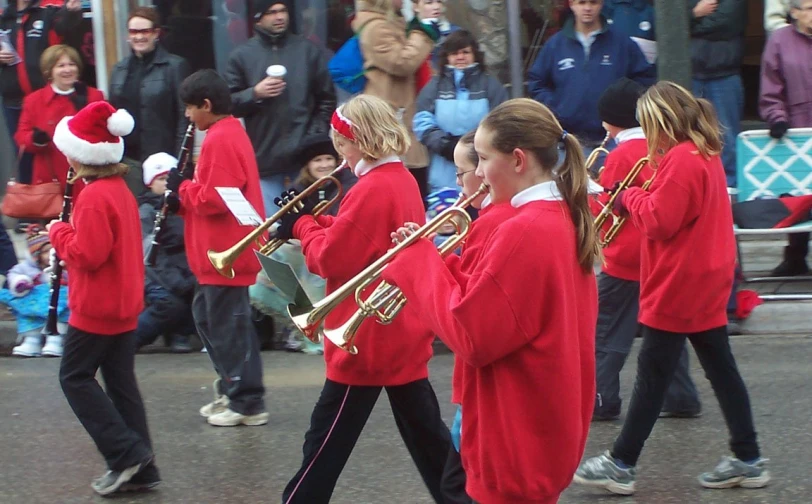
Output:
top-left (455, 169), bottom-right (476, 180)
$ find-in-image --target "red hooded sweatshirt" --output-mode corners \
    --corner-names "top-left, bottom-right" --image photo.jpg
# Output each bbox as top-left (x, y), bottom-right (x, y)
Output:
top-left (383, 182), bottom-right (597, 504)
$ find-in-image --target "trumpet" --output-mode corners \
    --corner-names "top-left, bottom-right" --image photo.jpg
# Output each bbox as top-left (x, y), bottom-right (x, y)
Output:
top-left (207, 161), bottom-right (346, 278)
top-left (593, 157), bottom-right (652, 247)
top-left (289, 184), bottom-right (488, 354)
top-left (585, 133), bottom-right (611, 178)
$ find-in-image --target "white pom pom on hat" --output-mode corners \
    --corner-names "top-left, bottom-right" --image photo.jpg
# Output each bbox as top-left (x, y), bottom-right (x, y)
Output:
top-left (53, 101), bottom-right (135, 166)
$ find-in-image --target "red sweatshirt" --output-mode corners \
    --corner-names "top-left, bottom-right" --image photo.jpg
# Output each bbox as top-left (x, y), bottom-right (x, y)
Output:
top-left (383, 195), bottom-right (597, 504)
top-left (49, 176), bottom-right (144, 335)
top-left (591, 135), bottom-right (652, 281)
top-left (448, 202), bottom-right (516, 405)
top-left (293, 160), bottom-right (435, 386)
top-left (178, 116), bottom-right (264, 286)
top-left (623, 141), bottom-right (735, 333)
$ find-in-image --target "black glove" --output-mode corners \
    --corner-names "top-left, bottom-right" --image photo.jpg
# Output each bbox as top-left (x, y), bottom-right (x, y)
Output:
top-left (166, 167), bottom-right (190, 193)
top-left (165, 192), bottom-right (181, 213)
top-left (32, 128), bottom-right (50, 146)
top-left (769, 121), bottom-right (789, 139)
top-left (407, 18), bottom-right (440, 43)
top-left (273, 189), bottom-right (317, 240)
top-left (274, 189), bottom-right (318, 214)
top-left (440, 135), bottom-right (461, 163)
top-left (614, 190), bottom-right (629, 216)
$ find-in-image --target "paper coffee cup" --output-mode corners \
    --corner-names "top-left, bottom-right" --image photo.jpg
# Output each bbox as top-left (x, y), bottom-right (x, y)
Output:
top-left (266, 65), bottom-right (287, 79)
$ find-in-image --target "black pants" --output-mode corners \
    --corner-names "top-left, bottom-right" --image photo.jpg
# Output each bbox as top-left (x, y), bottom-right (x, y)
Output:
top-left (611, 325), bottom-right (760, 466)
top-left (595, 273), bottom-right (700, 417)
top-left (282, 378), bottom-right (456, 504)
top-left (410, 166), bottom-right (429, 207)
top-left (441, 446), bottom-right (473, 504)
top-left (193, 285), bottom-right (265, 415)
top-left (58, 326), bottom-right (153, 471)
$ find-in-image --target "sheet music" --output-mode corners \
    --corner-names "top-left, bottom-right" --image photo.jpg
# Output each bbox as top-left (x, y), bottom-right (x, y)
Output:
top-left (0, 32), bottom-right (22, 66)
top-left (255, 251), bottom-right (314, 311)
top-left (630, 37), bottom-right (657, 65)
top-left (215, 187), bottom-right (263, 226)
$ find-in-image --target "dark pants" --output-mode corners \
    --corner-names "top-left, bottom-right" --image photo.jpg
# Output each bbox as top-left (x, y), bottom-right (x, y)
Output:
top-left (595, 273), bottom-right (700, 418)
top-left (410, 167), bottom-right (429, 207)
top-left (282, 378), bottom-right (456, 504)
top-left (2, 105), bottom-right (33, 183)
top-left (135, 283), bottom-right (196, 348)
top-left (192, 285), bottom-right (265, 415)
top-left (58, 326), bottom-right (153, 471)
top-left (611, 325), bottom-right (760, 466)
top-left (441, 446), bottom-right (473, 504)
top-left (0, 226), bottom-right (18, 278)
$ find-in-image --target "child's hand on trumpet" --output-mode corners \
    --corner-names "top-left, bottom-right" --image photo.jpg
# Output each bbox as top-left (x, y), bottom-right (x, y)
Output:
top-left (390, 222), bottom-right (431, 245)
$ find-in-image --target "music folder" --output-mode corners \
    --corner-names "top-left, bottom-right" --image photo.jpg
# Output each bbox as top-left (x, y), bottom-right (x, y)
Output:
top-left (254, 251), bottom-right (313, 312)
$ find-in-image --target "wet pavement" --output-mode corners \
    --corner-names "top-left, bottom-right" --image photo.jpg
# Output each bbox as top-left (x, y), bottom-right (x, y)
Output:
top-left (0, 334), bottom-right (810, 504)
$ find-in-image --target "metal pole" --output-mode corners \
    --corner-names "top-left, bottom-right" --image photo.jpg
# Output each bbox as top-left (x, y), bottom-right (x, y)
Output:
top-left (653, 0), bottom-right (692, 88)
top-left (506, 0), bottom-right (524, 98)
top-left (90, 0), bottom-right (108, 96)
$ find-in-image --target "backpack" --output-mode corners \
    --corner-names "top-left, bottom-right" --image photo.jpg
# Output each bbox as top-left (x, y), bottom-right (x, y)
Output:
top-left (328, 21), bottom-right (375, 94)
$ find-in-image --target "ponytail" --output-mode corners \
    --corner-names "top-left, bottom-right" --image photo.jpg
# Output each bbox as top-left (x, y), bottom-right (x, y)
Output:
top-left (557, 134), bottom-right (602, 272)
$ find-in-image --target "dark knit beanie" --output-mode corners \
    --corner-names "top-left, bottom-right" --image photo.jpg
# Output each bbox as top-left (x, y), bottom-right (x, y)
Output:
top-left (253, 0), bottom-right (290, 19)
top-left (295, 134), bottom-right (338, 169)
top-left (598, 77), bottom-right (646, 129)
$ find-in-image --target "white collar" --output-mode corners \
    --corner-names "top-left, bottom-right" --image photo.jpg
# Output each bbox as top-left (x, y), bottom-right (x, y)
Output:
top-left (51, 83), bottom-right (75, 95)
top-left (353, 155), bottom-right (401, 177)
top-left (510, 181), bottom-right (564, 208)
top-left (614, 127), bottom-right (645, 145)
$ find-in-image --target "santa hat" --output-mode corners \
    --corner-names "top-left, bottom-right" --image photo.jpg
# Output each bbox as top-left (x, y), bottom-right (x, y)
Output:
top-left (53, 101), bottom-right (135, 166)
top-left (26, 224), bottom-right (51, 259)
top-left (142, 152), bottom-right (179, 186)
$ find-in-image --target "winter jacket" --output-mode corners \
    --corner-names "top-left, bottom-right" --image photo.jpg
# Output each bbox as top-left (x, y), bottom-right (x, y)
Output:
top-left (225, 26), bottom-right (336, 178)
top-left (413, 64), bottom-right (508, 192)
top-left (138, 192), bottom-right (196, 300)
top-left (603, 0), bottom-right (655, 40)
top-left (108, 45), bottom-right (191, 162)
top-left (764, 0), bottom-right (790, 33)
top-left (14, 82), bottom-right (104, 196)
top-left (527, 17), bottom-right (655, 143)
top-left (7, 259), bottom-right (48, 297)
top-left (690, 0), bottom-right (748, 80)
top-left (759, 25), bottom-right (812, 129)
top-left (0, 2), bottom-right (82, 106)
top-left (353, 5), bottom-right (435, 169)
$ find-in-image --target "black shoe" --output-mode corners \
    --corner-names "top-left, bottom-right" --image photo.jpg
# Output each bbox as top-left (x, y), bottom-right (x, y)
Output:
top-left (119, 462), bottom-right (161, 492)
top-left (771, 246), bottom-right (809, 276)
top-left (659, 409), bottom-right (702, 419)
top-left (592, 412), bottom-right (620, 422)
top-left (170, 334), bottom-right (193, 353)
top-left (90, 457), bottom-right (152, 496)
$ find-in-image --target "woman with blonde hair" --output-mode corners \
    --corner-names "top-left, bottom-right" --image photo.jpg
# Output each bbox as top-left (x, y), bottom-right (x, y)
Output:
top-left (352, 0), bottom-right (441, 201)
top-left (574, 81), bottom-right (769, 495)
top-left (383, 97), bottom-right (600, 503)
top-left (275, 94), bottom-right (459, 504)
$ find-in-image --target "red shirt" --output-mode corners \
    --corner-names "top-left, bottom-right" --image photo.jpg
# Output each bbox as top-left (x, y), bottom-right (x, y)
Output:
top-left (179, 116), bottom-right (264, 286)
top-left (293, 161), bottom-right (435, 386)
top-left (49, 176), bottom-right (144, 335)
top-left (15, 84), bottom-right (105, 198)
top-left (383, 195), bottom-right (597, 504)
top-left (591, 135), bottom-right (652, 281)
top-left (623, 141), bottom-right (735, 333)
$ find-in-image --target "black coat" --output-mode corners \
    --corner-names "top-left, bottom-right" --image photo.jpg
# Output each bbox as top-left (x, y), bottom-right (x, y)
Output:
top-left (139, 192), bottom-right (196, 299)
top-left (690, 0), bottom-right (747, 80)
top-left (225, 27), bottom-right (336, 177)
top-left (109, 45), bottom-right (191, 162)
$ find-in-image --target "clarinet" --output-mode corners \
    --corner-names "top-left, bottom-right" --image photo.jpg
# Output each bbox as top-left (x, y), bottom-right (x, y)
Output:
top-left (145, 124), bottom-right (196, 266)
top-left (42, 165), bottom-right (76, 339)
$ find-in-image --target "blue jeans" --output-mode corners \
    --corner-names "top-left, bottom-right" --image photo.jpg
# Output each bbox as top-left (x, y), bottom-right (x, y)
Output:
top-left (2, 105), bottom-right (33, 183)
top-left (259, 173), bottom-right (297, 219)
top-left (135, 283), bottom-right (195, 348)
top-left (693, 75), bottom-right (744, 187)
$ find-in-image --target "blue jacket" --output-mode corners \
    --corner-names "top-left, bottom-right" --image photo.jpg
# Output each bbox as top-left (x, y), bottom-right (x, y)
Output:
top-left (527, 17), bottom-right (655, 143)
top-left (603, 0), bottom-right (655, 40)
top-left (413, 64), bottom-right (509, 192)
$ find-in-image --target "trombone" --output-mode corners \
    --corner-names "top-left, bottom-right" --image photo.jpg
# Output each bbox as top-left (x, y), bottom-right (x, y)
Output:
top-left (593, 157), bottom-right (652, 247)
top-left (207, 161), bottom-right (347, 279)
top-left (289, 184), bottom-right (489, 354)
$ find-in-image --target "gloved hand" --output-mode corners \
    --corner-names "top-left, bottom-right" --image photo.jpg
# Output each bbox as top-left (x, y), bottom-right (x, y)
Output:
top-left (274, 189), bottom-right (317, 240)
top-left (769, 121), bottom-right (789, 140)
top-left (614, 190), bottom-right (629, 216)
top-left (165, 192), bottom-right (181, 213)
top-left (407, 17), bottom-right (440, 43)
top-left (605, 181), bottom-right (623, 195)
top-left (440, 135), bottom-right (461, 163)
top-left (166, 167), bottom-right (191, 193)
top-left (274, 189), bottom-right (318, 215)
top-left (32, 128), bottom-right (50, 145)
top-left (13, 278), bottom-right (34, 294)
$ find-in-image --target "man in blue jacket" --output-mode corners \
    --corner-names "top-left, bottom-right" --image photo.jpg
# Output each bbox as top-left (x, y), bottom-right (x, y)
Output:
top-left (527, 0), bottom-right (654, 156)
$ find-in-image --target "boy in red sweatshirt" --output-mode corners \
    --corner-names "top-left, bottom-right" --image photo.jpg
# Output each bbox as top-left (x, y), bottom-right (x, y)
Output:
top-left (48, 101), bottom-right (157, 496)
top-left (591, 77), bottom-right (700, 421)
top-left (167, 69), bottom-right (267, 427)
top-left (574, 81), bottom-right (769, 495)
top-left (383, 98), bottom-right (599, 504)
top-left (275, 95), bottom-right (460, 504)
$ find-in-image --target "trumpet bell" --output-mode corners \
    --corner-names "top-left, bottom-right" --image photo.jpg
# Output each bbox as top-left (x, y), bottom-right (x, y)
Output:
top-left (287, 303), bottom-right (322, 344)
top-left (321, 321), bottom-right (359, 355)
top-left (207, 249), bottom-right (236, 279)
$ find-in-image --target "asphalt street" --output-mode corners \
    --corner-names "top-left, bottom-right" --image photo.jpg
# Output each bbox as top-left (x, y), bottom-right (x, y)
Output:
top-left (0, 335), bottom-right (810, 504)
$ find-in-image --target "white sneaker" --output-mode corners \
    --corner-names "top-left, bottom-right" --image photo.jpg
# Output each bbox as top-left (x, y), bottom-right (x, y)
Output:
top-left (12, 335), bottom-right (42, 357)
top-left (199, 378), bottom-right (229, 418)
top-left (207, 408), bottom-right (269, 427)
top-left (41, 335), bottom-right (63, 357)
